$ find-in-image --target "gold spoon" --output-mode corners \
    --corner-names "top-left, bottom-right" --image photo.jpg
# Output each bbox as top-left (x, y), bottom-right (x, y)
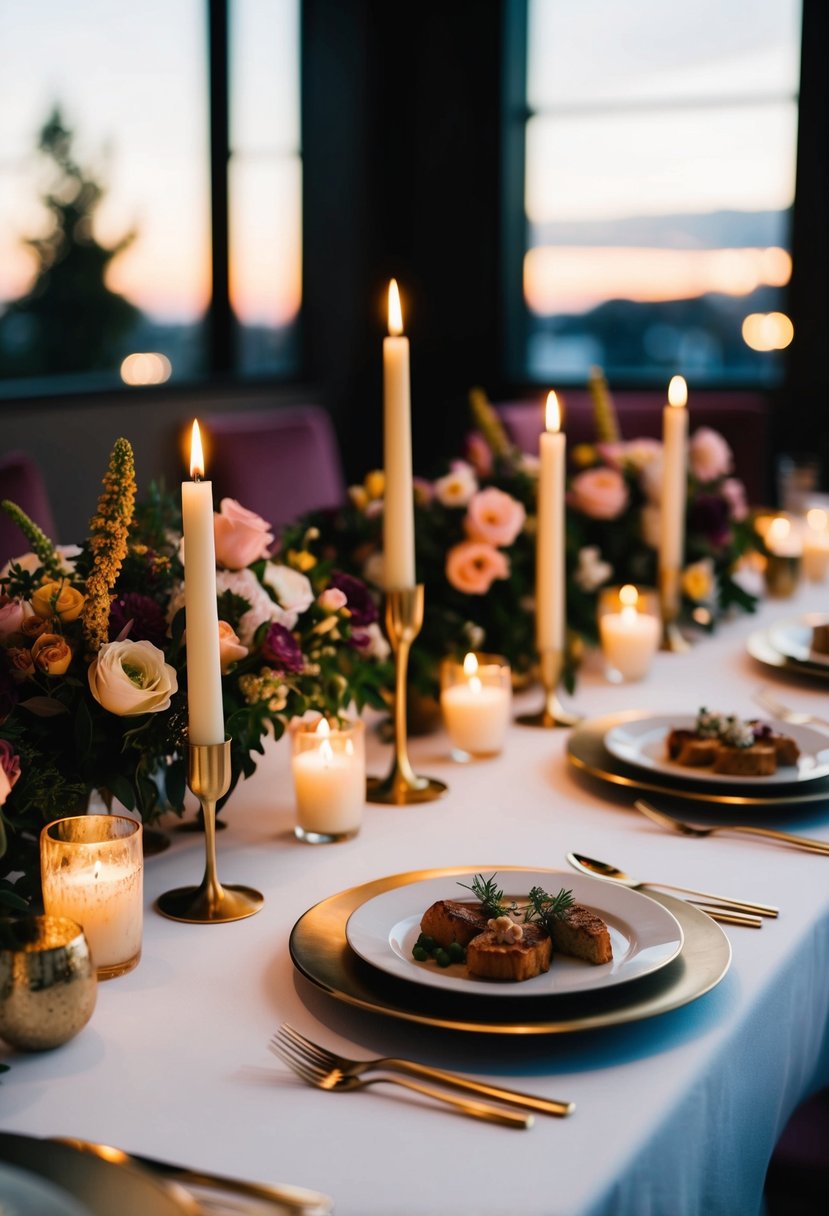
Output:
top-left (566, 851), bottom-right (777, 920)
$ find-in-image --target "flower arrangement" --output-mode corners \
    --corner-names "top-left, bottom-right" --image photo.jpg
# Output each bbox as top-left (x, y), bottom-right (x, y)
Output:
top-left (0, 440), bottom-right (389, 908)
top-left (284, 387), bottom-right (760, 700)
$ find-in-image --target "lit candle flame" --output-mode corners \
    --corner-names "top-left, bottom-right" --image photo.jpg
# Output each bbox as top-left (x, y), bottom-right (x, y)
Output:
top-left (190, 419), bottom-right (205, 480)
top-left (463, 652), bottom-right (479, 677)
top-left (769, 516), bottom-right (791, 544)
top-left (545, 390), bottom-right (561, 433)
top-left (315, 717), bottom-right (333, 764)
top-left (619, 584), bottom-right (639, 609)
top-left (388, 279), bottom-right (403, 336)
top-left (667, 376), bottom-right (687, 408)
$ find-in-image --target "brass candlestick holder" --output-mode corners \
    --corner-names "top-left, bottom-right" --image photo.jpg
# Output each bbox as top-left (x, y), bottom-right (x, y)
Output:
top-left (367, 586), bottom-right (447, 804)
top-left (515, 649), bottom-right (581, 728)
top-left (155, 739), bottom-right (264, 923)
top-left (659, 567), bottom-right (690, 652)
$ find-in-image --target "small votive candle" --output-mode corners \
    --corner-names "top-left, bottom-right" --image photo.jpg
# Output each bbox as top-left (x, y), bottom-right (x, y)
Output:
top-left (40, 815), bottom-right (143, 980)
top-left (440, 652), bottom-right (512, 760)
top-left (291, 717), bottom-right (365, 843)
top-left (598, 585), bottom-right (661, 682)
top-left (803, 508), bottom-right (829, 582)
top-left (764, 516), bottom-right (803, 597)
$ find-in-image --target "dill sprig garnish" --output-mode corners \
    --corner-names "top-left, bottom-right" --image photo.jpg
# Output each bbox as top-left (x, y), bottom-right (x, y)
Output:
top-left (457, 873), bottom-right (515, 919)
top-left (524, 885), bottom-right (575, 935)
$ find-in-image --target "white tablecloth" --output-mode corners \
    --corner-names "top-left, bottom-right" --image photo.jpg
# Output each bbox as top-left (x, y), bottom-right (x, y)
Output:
top-left (3, 582), bottom-right (829, 1216)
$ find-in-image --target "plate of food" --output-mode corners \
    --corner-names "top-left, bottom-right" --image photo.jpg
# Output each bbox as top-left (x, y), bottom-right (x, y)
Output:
top-left (604, 710), bottom-right (829, 786)
top-left (344, 869), bottom-right (683, 997)
top-left (768, 615), bottom-right (829, 667)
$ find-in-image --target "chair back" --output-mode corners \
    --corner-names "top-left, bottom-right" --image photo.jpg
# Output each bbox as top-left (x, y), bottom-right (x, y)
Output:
top-left (0, 451), bottom-right (58, 568)
top-left (203, 406), bottom-right (347, 533)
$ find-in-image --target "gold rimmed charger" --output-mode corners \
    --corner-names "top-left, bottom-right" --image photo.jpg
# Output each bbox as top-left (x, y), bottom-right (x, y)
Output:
top-left (568, 711), bottom-right (829, 809)
top-left (289, 865), bottom-right (731, 1035)
top-left (747, 627), bottom-right (829, 681)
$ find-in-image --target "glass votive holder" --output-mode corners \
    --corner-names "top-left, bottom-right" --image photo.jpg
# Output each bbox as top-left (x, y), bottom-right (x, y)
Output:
top-left (290, 717), bottom-right (365, 843)
top-left (439, 652), bottom-right (512, 761)
top-left (803, 508), bottom-right (829, 583)
top-left (597, 585), bottom-right (661, 683)
top-left (40, 815), bottom-right (143, 980)
top-left (0, 915), bottom-right (97, 1050)
top-left (764, 516), bottom-right (803, 597)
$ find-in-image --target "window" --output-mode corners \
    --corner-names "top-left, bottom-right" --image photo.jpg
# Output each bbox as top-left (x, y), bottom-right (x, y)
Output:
top-left (0, 0), bottom-right (300, 393)
top-left (511, 0), bottom-right (802, 385)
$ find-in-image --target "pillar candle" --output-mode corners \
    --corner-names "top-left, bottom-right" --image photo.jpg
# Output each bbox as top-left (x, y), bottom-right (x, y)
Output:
top-left (181, 420), bottom-right (225, 745)
top-left (659, 375), bottom-right (688, 578)
top-left (382, 279), bottom-right (416, 588)
top-left (536, 391), bottom-right (565, 651)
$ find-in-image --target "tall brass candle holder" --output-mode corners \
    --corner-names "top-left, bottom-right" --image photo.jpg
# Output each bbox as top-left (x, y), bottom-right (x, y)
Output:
top-left (155, 739), bottom-right (264, 923)
top-left (659, 567), bottom-right (690, 652)
top-left (367, 586), bottom-right (447, 804)
top-left (515, 648), bottom-right (581, 728)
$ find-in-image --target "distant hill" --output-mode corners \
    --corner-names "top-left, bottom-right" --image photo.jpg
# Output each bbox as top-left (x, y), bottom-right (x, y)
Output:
top-left (530, 208), bottom-right (792, 250)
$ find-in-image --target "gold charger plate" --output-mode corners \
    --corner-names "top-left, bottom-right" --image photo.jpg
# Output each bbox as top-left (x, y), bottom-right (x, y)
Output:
top-left (568, 711), bottom-right (829, 809)
top-left (0, 1133), bottom-right (197, 1216)
top-left (747, 627), bottom-right (829, 681)
top-left (289, 866), bottom-right (731, 1035)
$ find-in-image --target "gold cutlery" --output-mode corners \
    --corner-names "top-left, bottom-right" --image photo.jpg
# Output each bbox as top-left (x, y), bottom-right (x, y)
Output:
top-left (272, 1022), bottom-right (573, 1118)
top-left (269, 1026), bottom-right (535, 1128)
top-left (685, 904), bottom-right (763, 928)
top-left (566, 851), bottom-right (778, 919)
top-left (753, 686), bottom-right (829, 731)
top-left (633, 798), bottom-right (829, 855)
top-left (53, 1137), bottom-right (334, 1215)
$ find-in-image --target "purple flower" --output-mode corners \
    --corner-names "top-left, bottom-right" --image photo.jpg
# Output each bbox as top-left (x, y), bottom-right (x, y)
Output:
top-left (108, 593), bottom-right (169, 649)
top-left (688, 494), bottom-right (730, 547)
top-left (330, 571), bottom-right (378, 628)
top-left (261, 623), bottom-right (304, 673)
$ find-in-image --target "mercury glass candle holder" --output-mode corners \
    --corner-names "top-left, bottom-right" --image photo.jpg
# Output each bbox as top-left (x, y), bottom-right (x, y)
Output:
top-left (40, 815), bottom-right (143, 980)
top-left (0, 915), bottom-right (97, 1050)
top-left (440, 653), bottom-right (511, 761)
top-left (291, 717), bottom-right (366, 843)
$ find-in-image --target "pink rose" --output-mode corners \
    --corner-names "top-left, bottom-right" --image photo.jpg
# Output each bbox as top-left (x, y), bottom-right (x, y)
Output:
top-left (0, 739), bottom-right (21, 807)
top-left (218, 620), bottom-right (248, 673)
top-left (213, 499), bottom-right (275, 569)
top-left (722, 477), bottom-right (748, 522)
top-left (464, 487), bottom-right (526, 547)
top-left (318, 587), bottom-right (348, 612)
top-left (0, 597), bottom-right (30, 641)
top-left (689, 428), bottom-right (733, 483)
top-left (446, 541), bottom-right (509, 595)
top-left (568, 468), bottom-right (629, 519)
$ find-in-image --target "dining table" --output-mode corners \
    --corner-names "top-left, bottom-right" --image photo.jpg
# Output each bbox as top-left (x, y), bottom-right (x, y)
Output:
top-left (3, 575), bottom-right (829, 1216)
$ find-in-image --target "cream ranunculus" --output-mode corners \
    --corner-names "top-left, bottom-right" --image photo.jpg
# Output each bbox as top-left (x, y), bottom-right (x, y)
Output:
top-left (88, 640), bottom-right (178, 716)
top-left (261, 563), bottom-right (314, 624)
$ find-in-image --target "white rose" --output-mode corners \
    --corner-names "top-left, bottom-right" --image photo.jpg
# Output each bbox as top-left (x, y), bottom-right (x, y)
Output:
top-left (262, 563), bottom-right (314, 621)
top-left (88, 640), bottom-right (178, 716)
top-left (216, 568), bottom-right (295, 643)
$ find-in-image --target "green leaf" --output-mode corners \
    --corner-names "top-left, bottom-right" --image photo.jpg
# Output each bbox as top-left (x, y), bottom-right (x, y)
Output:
top-left (19, 697), bottom-right (70, 717)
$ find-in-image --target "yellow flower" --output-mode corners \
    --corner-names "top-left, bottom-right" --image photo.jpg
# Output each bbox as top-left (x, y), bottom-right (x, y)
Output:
top-left (286, 548), bottom-right (317, 573)
top-left (31, 579), bottom-right (86, 622)
top-left (31, 632), bottom-right (73, 676)
top-left (570, 443), bottom-right (598, 469)
top-left (681, 559), bottom-right (714, 603)
top-left (348, 485), bottom-right (368, 510)
top-left (364, 469), bottom-right (385, 500)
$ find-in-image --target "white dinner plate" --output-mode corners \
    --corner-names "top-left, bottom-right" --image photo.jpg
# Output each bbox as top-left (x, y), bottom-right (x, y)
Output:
top-left (604, 713), bottom-right (829, 786)
top-left (768, 614), bottom-right (829, 667)
top-left (345, 869), bottom-right (683, 997)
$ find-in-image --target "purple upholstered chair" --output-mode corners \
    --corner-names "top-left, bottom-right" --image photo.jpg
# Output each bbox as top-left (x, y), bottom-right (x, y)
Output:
top-left (203, 406), bottom-right (347, 534)
top-left (496, 390), bottom-right (771, 505)
top-left (0, 450), bottom-right (58, 568)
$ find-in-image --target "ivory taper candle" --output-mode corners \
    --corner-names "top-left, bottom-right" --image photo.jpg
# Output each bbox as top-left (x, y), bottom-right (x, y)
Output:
top-left (382, 279), bottom-right (416, 589)
top-left (536, 391), bottom-right (565, 652)
top-left (659, 375), bottom-right (688, 579)
top-left (181, 419), bottom-right (225, 745)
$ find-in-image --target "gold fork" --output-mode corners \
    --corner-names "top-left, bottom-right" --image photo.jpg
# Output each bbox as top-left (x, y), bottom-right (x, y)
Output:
top-left (270, 1027), bottom-right (534, 1128)
top-left (634, 799), bottom-right (829, 855)
top-left (752, 686), bottom-right (829, 731)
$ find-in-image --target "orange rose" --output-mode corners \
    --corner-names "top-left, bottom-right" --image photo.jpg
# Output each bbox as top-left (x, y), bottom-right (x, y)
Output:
top-left (20, 615), bottom-right (50, 640)
top-left (31, 579), bottom-right (86, 622)
top-left (31, 632), bottom-right (73, 676)
top-left (6, 647), bottom-right (34, 680)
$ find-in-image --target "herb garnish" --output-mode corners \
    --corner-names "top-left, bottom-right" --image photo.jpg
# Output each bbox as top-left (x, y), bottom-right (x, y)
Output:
top-left (523, 885), bottom-right (575, 935)
top-left (457, 873), bottom-right (516, 919)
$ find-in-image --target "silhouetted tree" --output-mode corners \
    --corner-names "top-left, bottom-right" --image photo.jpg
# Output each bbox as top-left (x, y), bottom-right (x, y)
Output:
top-left (0, 106), bottom-right (140, 377)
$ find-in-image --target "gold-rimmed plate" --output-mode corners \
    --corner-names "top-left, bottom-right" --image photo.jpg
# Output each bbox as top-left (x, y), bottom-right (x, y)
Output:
top-left (568, 711), bottom-right (829, 809)
top-left (747, 627), bottom-right (829, 681)
top-left (289, 866), bottom-right (730, 1035)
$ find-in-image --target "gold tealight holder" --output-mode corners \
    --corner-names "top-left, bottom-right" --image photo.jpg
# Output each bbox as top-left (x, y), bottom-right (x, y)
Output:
top-left (155, 739), bottom-right (264, 923)
top-left (658, 567), bottom-right (690, 653)
top-left (366, 586), bottom-right (447, 804)
top-left (764, 553), bottom-right (802, 598)
top-left (515, 649), bottom-right (581, 728)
